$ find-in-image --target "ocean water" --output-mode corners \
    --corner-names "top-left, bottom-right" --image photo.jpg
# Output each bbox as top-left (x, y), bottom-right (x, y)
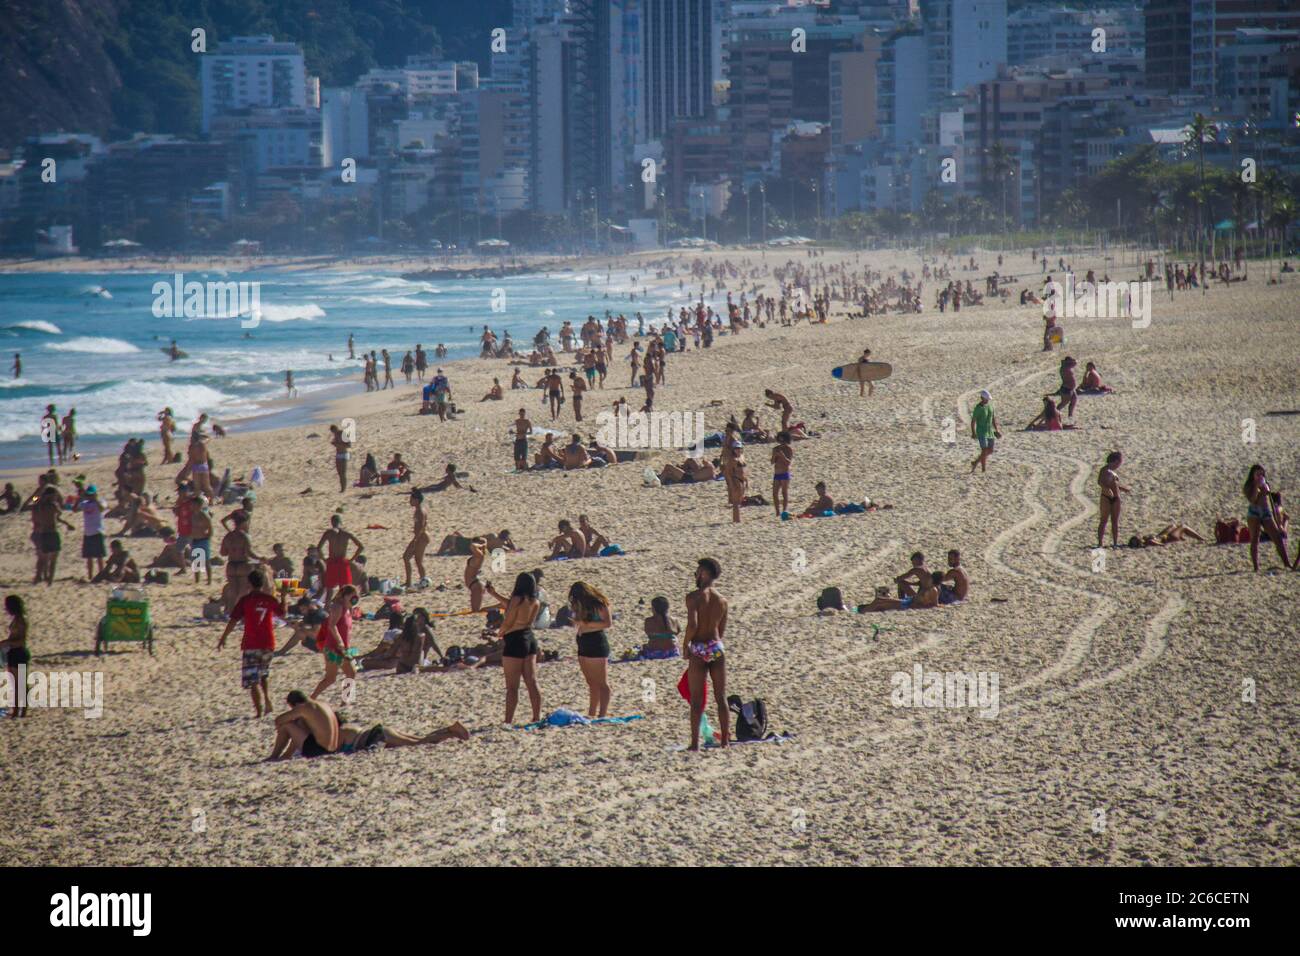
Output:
top-left (0, 266), bottom-right (681, 468)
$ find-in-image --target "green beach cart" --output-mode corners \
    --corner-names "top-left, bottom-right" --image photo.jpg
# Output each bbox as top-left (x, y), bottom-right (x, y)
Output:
top-left (95, 587), bottom-right (155, 656)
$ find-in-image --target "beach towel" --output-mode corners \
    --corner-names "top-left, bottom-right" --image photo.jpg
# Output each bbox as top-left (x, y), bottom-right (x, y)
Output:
top-left (514, 709), bottom-right (644, 731)
top-left (677, 669), bottom-right (708, 707)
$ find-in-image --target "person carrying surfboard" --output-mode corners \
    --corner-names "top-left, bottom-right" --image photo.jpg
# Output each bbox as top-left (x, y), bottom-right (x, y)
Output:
top-left (858, 348), bottom-right (875, 397)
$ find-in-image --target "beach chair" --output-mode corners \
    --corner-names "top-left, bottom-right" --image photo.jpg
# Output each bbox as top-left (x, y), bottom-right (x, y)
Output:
top-left (94, 587), bottom-right (155, 656)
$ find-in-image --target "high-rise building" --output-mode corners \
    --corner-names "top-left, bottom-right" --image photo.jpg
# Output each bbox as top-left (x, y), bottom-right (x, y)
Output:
top-left (200, 36), bottom-right (311, 133)
top-left (1147, 0), bottom-right (1300, 96)
top-left (641, 0), bottom-right (716, 140)
top-left (921, 0), bottom-right (1006, 100)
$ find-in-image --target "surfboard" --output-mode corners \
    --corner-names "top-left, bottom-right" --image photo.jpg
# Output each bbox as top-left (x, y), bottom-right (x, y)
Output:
top-left (832, 361), bottom-right (892, 383)
top-left (161, 347), bottom-right (188, 360)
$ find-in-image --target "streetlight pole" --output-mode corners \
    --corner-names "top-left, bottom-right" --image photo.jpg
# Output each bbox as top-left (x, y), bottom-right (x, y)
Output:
top-left (759, 183), bottom-right (766, 244)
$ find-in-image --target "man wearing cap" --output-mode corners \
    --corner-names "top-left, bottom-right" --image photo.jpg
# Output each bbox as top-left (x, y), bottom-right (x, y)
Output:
top-left (77, 484), bottom-right (106, 581)
top-left (970, 390), bottom-right (1002, 474)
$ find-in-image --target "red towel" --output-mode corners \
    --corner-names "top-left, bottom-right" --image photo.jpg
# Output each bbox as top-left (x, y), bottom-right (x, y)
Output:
top-left (677, 669), bottom-right (707, 707)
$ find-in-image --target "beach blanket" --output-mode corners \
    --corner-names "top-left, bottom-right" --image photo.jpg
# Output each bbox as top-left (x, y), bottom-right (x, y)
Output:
top-left (514, 709), bottom-right (644, 731)
top-left (614, 647), bottom-right (681, 663)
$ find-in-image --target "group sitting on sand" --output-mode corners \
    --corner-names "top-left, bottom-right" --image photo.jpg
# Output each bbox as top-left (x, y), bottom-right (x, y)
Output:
top-left (855, 550), bottom-right (969, 612)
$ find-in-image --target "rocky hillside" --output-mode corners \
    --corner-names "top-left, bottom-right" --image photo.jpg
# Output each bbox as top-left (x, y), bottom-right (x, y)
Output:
top-left (0, 0), bottom-right (512, 150)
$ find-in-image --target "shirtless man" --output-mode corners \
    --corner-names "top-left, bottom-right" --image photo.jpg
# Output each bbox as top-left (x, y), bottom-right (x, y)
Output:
top-left (547, 520), bottom-right (587, 560)
top-left (465, 538), bottom-right (489, 611)
top-left (219, 511), bottom-right (263, 613)
top-left (318, 514), bottom-right (364, 603)
top-left (577, 514), bottom-right (609, 555)
top-left (513, 409), bottom-right (532, 471)
top-left (804, 480), bottom-right (833, 515)
top-left (543, 368), bottom-right (564, 421)
top-left (1097, 451), bottom-right (1129, 548)
top-left (859, 572), bottom-right (942, 612)
top-left (771, 431), bottom-right (793, 517)
top-left (329, 424), bottom-right (351, 492)
top-left (402, 489), bottom-right (429, 588)
top-left (857, 347), bottom-right (876, 397)
top-left (31, 486), bottom-right (75, 584)
top-left (684, 557), bottom-right (729, 751)
top-left (534, 434), bottom-right (562, 469)
top-left (939, 550), bottom-right (969, 604)
top-left (336, 718), bottom-right (470, 751)
top-left (569, 372), bottom-right (586, 422)
top-left (268, 690), bottom-right (339, 760)
top-left (893, 551), bottom-right (931, 598)
top-left (562, 434), bottom-right (591, 470)
top-left (93, 539), bottom-right (141, 584)
top-left (420, 463), bottom-right (476, 493)
top-left (764, 389), bottom-right (793, 432)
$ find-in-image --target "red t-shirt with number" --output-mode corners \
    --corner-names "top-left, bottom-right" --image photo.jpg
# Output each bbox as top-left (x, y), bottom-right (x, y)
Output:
top-left (232, 592), bottom-right (284, 651)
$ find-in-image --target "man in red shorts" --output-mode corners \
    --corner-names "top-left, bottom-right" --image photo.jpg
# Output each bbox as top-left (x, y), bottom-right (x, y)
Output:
top-left (317, 513), bottom-right (364, 603)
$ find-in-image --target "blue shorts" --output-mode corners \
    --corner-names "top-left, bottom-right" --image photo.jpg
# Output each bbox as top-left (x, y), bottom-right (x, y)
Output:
top-left (978, 436), bottom-right (995, 450)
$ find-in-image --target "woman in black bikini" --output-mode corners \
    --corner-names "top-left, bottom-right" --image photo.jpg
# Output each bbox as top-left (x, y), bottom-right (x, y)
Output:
top-left (494, 573), bottom-right (542, 724)
top-left (2, 595), bottom-right (30, 718)
top-left (569, 581), bottom-right (612, 717)
top-left (1097, 451), bottom-right (1129, 548)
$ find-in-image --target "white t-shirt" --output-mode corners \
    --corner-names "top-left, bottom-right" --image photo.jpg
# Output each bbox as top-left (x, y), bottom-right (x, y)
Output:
top-left (79, 498), bottom-right (103, 536)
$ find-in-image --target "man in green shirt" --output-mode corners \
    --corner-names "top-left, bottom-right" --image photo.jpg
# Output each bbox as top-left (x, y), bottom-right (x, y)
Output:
top-left (970, 390), bottom-right (1001, 474)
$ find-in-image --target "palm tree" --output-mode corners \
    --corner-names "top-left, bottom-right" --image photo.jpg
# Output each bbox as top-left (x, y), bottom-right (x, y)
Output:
top-left (1184, 113), bottom-right (1218, 271)
top-left (985, 143), bottom-right (1016, 232)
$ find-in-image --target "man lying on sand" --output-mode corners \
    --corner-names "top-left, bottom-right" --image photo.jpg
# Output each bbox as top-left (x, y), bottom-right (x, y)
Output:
top-left (859, 571), bottom-right (943, 612)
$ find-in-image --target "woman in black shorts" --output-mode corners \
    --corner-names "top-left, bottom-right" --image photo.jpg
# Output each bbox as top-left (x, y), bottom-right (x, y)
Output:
top-left (569, 581), bottom-right (612, 717)
top-left (3, 595), bottom-right (31, 718)
top-left (495, 573), bottom-right (542, 724)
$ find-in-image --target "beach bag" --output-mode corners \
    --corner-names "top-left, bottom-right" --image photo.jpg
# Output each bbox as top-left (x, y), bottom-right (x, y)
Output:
top-left (727, 695), bottom-right (768, 742)
top-left (816, 587), bottom-right (846, 612)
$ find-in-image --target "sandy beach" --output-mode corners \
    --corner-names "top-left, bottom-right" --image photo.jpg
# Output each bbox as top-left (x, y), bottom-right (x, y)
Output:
top-left (1, 247), bottom-right (1297, 867)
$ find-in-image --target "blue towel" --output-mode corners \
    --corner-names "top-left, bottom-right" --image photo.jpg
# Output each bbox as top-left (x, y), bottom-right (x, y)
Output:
top-left (515, 709), bottom-right (645, 731)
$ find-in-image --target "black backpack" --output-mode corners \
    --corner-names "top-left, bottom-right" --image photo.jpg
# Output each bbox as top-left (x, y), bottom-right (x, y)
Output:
top-left (816, 587), bottom-right (845, 611)
top-left (727, 695), bottom-right (768, 742)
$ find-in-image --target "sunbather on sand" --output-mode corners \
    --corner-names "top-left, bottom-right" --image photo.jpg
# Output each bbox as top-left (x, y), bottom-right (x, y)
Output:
top-left (92, 540), bottom-right (141, 583)
top-left (268, 690), bottom-right (338, 760)
top-left (637, 595), bottom-right (680, 659)
top-left (939, 550), bottom-right (968, 603)
top-left (420, 463), bottom-right (476, 494)
top-left (578, 515), bottom-right (609, 554)
top-left (858, 571), bottom-right (942, 612)
top-left (1128, 523), bottom-right (1206, 547)
top-left (562, 435), bottom-right (592, 470)
top-left (533, 435), bottom-right (563, 469)
top-left (802, 481), bottom-right (833, 515)
top-left (1026, 395), bottom-right (1077, 431)
top-left (547, 520), bottom-right (587, 559)
top-left (334, 717), bottom-right (470, 751)
top-left (893, 551), bottom-right (930, 598)
top-left (1079, 362), bottom-right (1114, 394)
